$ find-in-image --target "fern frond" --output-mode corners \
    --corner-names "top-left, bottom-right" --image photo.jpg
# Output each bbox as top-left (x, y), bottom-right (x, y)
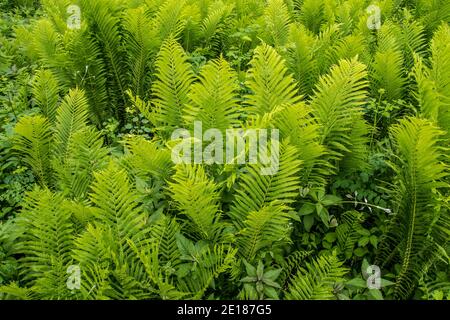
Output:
top-left (184, 57), bottom-right (241, 132)
top-left (272, 103), bottom-right (329, 186)
top-left (262, 0), bottom-right (291, 47)
top-left (336, 211), bottom-right (364, 260)
top-left (311, 57), bottom-right (369, 169)
top-left (285, 252), bottom-right (348, 300)
top-left (200, 1), bottom-right (234, 54)
top-left (236, 202), bottom-right (292, 260)
top-left (153, 0), bottom-right (187, 40)
top-left (151, 37), bottom-right (195, 139)
top-left (285, 23), bottom-right (319, 97)
top-left (79, 0), bottom-right (128, 119)
top-left (246, 43), bottom-right (301, 117)
top-left (89, 162), bottom-right (150, 247)
top-left (376, 117), bottom-right (449, 299)
top-left (15, 188), bottom-right (75, 299)
top-left (371, 48), bottom-right (406, 101)
top-left (149, 214), bottom-right (182, 270)
top-left (228, 140), bottom-right (301, 227)
top-left (121, 135), bottom-right (174, 181)
top-left (123, 7), bottom-right (160, 98)
top-left (13, 115), bottom-right (53, 187)
top-left (55, 127), bottom-right (109, 199)
top-left (299, 0), bottom-right (326, 34)
top-left (32, 69), bottom-right (60, 123)
top-left (53, 88), bottom-right (89, 161)
top-left (168, 164), bottom-right (223, 241)
top-left (176, 243), bottom-right (237, 299)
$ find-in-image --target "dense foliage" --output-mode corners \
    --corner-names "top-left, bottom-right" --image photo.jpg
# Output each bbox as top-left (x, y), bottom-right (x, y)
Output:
top-left (0, 0), bottom-right (449, 300)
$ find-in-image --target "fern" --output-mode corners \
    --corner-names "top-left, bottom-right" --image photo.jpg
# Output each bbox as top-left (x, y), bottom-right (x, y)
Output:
top-left (262, 0), bottom-right (291, 47)
top-left (32, 69), bottom-right (60, 123)
top-left (236, 202), bottom-right (292, 260)
top-left (336, 211), bottom-right (364, 260)
top-left (153, 0), bottom-right (187, 40)
top-left (376, 117), bottom-right (449, 299)
top-left (79, 0), bottom-right (128, 120)
top-left (371, 48), bottom-right (406, 101)
top-left (123, 7), bottom-right (160, 98)
top-left (246, 43), bottom-right (301, 117)
top-left (285, 252), bottom-right (348, 300)
top-left (168, 164), bottom-right (223, 241)
top-left (53, 88), bottom-right (89, 161)
top-left (285, 24), bottom-right (319, 97)
top-left (13, 188), bottom-right (75, 299)
top-left (184, 57), bottom-right (241, 132)
top-left (311, 57), bottom-right (369, 170)
top-left (228, 140), bottom-right (301, 227)
top-left (151, 37), bottom-right (195, 138)
top-left (13, 115), bottom-right (53, 188)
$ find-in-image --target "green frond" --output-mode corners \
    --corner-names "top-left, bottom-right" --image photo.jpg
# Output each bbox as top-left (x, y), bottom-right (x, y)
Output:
top-left (184, 57), bottom-right (241, 132)
top-left (272, 103), bottom-right (329, 186)
top-left (14, 188), bottom-right (75, 299)
top-left (168, 164), bottom-right (222, 241)
top-left (64, 30), bottom-right (111, 125)
top-left (200, 1), bottom-right (234, 54)
top-left (176, 243), bottom-right (237, 299)
top-left (262, 0), bottom-right (292, 47)
top-left (121, 135), bottom-right (174, 181)
top-left (327, 34), bottom-right (370, 69)
top-left (149, 214), bottom-right (182, 270)
top-left (419, 0), bottom-right (450, 35)
top-left (153, 0), bottom-right (187, 40)
top-left (396, 17), bottom-right (427, 71)
top-left (123, 7), bottom-right (160, 98)
top-left (30, 19), bottom-right (62, 65)
top-left (89, 162), bottom-right (150, 247)
top-left (246, 43), bottom-right (301, 117)
top-left (298, 0), bottom-right (327, 34)
top-left (336, 211), bottom-right (364, 260)
top-left (72, 224), bottom-right (115, 299)
top-left (376, 116), bottom-right (449, 299)
top-left (13, 115), bottom-right (53, 187)
top-left (278, 250), bottom-right (314, 286)
top-left (55, 127), bottom-right (109, 199)
top-left (151, 37), bottom-right (195, 138)
top-left (285, 252), bottom-right (348, 300)
top-left (228, 140), bottom-right (301, 227)
top-left (236, 202), bottom-right (292, 260)
top-left (53, 88), bottom-right (89, 161)
top-left (79, 0), bottom-right (128, 118)
top-left (32, 69), bottom-right (60, 123)
top-left (285, 23), bottom-right (319, 97)
top-left (311, 57), bottom-right (369, 169)
top-left (371, 48), bottom-right (406, 101)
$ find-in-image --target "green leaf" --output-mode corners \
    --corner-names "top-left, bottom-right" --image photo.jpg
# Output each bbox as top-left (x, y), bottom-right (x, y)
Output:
top-left (257, 261), bottom-right (264, 280)
top-left (299, 203), bottom-right (315, 216)
top-left (346, 277), bottom-right (367, 288)
top-left (243, 259), bottom-right (256, 277)
top-left (358, 236), bottom-right (370, 247)
top-left (264, 286), bottom-right (279, 299)
top-left (322, 195), bottom-right (342, 206)
top-left (369, 289), bottom-right (383, 300)
top-left (264, 269), bottom-right (282, 281)
top-left (324, 233), bottom-right (337, 243)
top-left (354, 247), bottom-right (367, 257)
top-left (303, 215), bottom-right (315, 232)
